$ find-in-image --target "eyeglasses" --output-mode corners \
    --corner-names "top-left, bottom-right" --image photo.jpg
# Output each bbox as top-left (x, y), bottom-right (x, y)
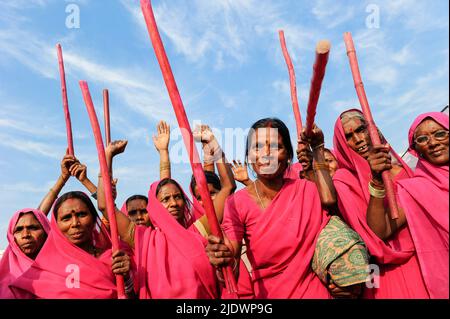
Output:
top-left (414, 130), bottom-right (449, 145)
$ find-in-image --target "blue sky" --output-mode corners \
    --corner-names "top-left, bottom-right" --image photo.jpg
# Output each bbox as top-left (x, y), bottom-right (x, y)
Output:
top-left (0, 0), bottom-right (448, 249)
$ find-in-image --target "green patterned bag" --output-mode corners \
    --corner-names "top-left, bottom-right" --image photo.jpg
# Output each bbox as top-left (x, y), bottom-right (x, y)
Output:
top-left (312, 216), bottom-right (369, 287)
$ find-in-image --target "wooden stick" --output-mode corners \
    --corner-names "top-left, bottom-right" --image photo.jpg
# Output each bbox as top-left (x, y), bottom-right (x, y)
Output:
top-left (140, 0), bottom-right (238, 294)
top-left (343, 31), bottom-right (399, 220)
top-left (103, 89), bottom-right (111, 147)
top-left (79, 81), bottom-right (126, 299)
top-left (278, 30), bottom-right (303, 141)
top-left (56, 44), bottom-right (74, 155)
top-left (305, 40), bottom-right (331, 137)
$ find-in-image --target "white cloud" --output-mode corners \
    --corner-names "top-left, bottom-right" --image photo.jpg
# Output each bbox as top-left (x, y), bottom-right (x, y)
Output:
top-left (0, 133), bottom-right (61, 158)
top-left (312, 0), bottom-right (356, 29)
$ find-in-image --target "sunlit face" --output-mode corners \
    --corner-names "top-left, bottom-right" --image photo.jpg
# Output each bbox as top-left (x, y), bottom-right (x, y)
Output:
top-left (13, 213), bottom-right (47, 260)
top-left (414, 119), bottom-right (449, 166)
top-left (56, 198), bottom-right (95, 248)
top-left (324, 150), bottom-right (338, 177)
top-left (193, 183), bottom-right (219, 207)
top-left (127, 199), bottom-right (151, 227)
top-left (157, 183), bottom-right (186, 223)
top-left (248, 127), bottom-right (289, 178)
top-left (342, 117), bottom-right (372, 159)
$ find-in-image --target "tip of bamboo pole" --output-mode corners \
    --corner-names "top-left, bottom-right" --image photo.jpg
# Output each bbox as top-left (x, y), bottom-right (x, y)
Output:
top-left (316, 40), bottom-right (331, 54)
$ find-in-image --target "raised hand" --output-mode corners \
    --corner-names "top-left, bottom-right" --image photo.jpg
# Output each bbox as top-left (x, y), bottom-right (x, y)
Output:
top-left (193, 124), bottom-right (215, 144)
top-left (231, 160), bottom-right (250, 184)
top-left (61, 153), bottom-right (78, 181)
top-left (301, 123), bottom-right (325, 149)
top-left (296, 142), bottom-right (313, 172)
top-left (106, 140), bottom-right (128, 158)
top-left (69, 162), bottom-right (87, 183)
top-left (152, 120), bottom-right (170, 152)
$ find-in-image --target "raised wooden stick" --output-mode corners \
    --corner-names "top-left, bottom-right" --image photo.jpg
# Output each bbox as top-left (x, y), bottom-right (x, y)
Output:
top-left (278, 30), bottom-right (303, 141)
top-left (103, 89), bottom-right (111, 147)
top-left (56, 44), bottom-right (74, 155)
top-left (344, 31), bottom-right (399, 220)
top-left (305, 40), bottom-right (331, 137)
top-left (140, 0), bottom-right (237, 294)
top-left (79, 81), bottom-right (126, 299)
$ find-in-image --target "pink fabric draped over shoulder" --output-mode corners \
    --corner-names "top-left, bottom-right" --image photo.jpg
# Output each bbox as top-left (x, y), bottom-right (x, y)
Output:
top-left (332, 108), bottom-right (429, 299)
top-left (134, 180), bottom-right (218, 299)
top-left (221, 178), bottom-right (331, 299)
top-left (9, 203), bottom-right (120, 299)
top-left (396, 112), bottom-right (449, 299)
top-left (0, 209), bottom-right (50, 299)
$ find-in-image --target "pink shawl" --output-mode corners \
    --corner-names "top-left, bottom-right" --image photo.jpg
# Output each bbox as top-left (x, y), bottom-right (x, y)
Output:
top-left (332, 109), bottom-right (429, 298)
top-left (134, 181), bottom-right (218, 299)
top-left (10, 206), bottom-right (120, 299)
top-left (396, 112), bottom-right (449, 298)
top-left (0, 209), bottom-right (50, 299)
top-left (223, 178), bottom-right (331, 299)
top-left (284, 162), bottom-right (302, 179)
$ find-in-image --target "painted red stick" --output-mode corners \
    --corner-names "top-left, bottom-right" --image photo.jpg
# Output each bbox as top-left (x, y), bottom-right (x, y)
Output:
top-left (305, 40), bottom-right (331, 137)
top-left (56, 44), bottom-right (74, 155)
top-left (344, 32), bottom-right (399, 220)
top-left (103, 89), bottom-right (111, 147)
top-left (140, 0), bottom-right (237, 294)
top-left (278, 30), bottom-right (303, 141)
top-left (79, 81), bottom-right (126, 299)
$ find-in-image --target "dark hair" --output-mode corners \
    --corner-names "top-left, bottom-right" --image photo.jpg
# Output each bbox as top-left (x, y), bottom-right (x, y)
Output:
top-left (156, 178), bottom-right (191, 209)
top-left (190, 171), bottom-right (222, 194)
top-left (53, 191), bottom-right (98, 220)
top-left (245, 117), bottom-right (294, 163)
top-left (125, 195), bottom-right (148, 209)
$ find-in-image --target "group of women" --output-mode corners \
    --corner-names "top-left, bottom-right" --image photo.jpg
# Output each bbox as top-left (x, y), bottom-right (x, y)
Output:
top-left (0, 108), bottom-right (448, 299)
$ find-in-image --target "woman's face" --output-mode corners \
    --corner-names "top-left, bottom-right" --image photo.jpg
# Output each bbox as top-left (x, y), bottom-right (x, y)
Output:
top-left (342, 117), bottom-right (372, 160)
top-left (193, 183), bottom-right (219, 207)
top-left (56, 198), bottom-right (95, 247)
top-left (248, 127), bottom-right (289, 179)
top-left (157, 183), bottom-right (186, 223)
top-left (13, 213), bottom-right (47, 260)
top-left (127, 199), bottom-right (151, 227)
top-left (414, 119), bottom-right (449, 166)
top-left (324, 150), bottom-right (338, 177)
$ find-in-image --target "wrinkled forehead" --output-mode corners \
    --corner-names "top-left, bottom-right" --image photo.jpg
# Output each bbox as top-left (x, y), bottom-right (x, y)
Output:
top-left (414, 118), bottom-right (446, 136)
top-left (250, 127), bottom-right (281, 143)
top-left (158, 183), bottom-right (182, 197)
top-left (127, 198), bottom-right (147, 209)
top-left (15, 212), bottom-right (40, 228)
top-left (342, 117), bottom-right (365, 133)
top-left (57, 198), bottom-right (89, 215)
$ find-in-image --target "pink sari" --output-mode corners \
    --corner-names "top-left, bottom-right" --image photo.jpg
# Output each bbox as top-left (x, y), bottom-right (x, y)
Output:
top-left (221, 177), bottom-right (331, 299)
top-left (134, 181), bottom-right (218, 299)
top-left (0, 209), bottom-right (50, 299)
top-left (396, 112), bottom-right (449, 298)
top-left (10, 207), bottom-right (121, 299)
top-left (332, 109), bottom-right (429, 298)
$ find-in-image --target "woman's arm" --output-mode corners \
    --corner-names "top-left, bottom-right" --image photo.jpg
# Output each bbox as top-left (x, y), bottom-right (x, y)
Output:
top-left (366, 144), bottom-right (407, 240)
top-left (152, 120), bottom-right (171, 180)
top-left (97, 140), bottom-right (135, 248)
top-left (69, 162), bottom-right (97, 195)
top-left (38, 153), bottom-right (76, 216)
top-left (231, 160), bottom-right (253, 186)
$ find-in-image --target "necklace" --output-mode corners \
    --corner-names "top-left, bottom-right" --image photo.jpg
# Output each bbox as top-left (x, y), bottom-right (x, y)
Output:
top-left (253, 180), bottom-right (266, 209)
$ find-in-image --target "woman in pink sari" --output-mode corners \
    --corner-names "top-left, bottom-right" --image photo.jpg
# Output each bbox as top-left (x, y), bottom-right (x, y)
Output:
top-left (333, 108), bottom-right (429, 298)
top-left (0, 209), bottom-right (50, 299)
top-left (10, 191), bottom-right (135, 299)
top-left (366, 112), bottom-right (448, 298)
top-left (206, 118), bottom-right (332, 299)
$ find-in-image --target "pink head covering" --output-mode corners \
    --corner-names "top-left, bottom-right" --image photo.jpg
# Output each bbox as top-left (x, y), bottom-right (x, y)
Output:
top-left (133, 180), bottom-right (218, 299)
top-left (9, 192), bottom-right (121, 299)
top-left (0, 209), bottom-right (50, 299)
top-left (397, 112), bottom-right (449, 298)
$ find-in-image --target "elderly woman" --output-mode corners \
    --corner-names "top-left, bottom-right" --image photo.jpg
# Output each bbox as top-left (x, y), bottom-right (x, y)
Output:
top-left (0, 209), bottom-right (50, 299)
top-left (366, 112), bottom-right (449, 299)
top-left (10, 191), bottom-right (135, 299)
top-left (332, 108), bottom-right (429, 299)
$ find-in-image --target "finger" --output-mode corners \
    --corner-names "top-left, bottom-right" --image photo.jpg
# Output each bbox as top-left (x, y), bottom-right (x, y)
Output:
top-left (232, 160), bottom-right (237, 167)
top-left (237, 160), bottom-right (242, 166)
top-left (207, 235), bottom-right (222, 245)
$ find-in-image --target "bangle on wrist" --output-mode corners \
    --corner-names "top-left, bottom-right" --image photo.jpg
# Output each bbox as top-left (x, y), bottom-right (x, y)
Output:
top-left (160, 162), bottom-right (171, 172)
top-left (312, 143), bottom-right (325, 151)
top-left (368, 181), bottom-right (386, 198)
